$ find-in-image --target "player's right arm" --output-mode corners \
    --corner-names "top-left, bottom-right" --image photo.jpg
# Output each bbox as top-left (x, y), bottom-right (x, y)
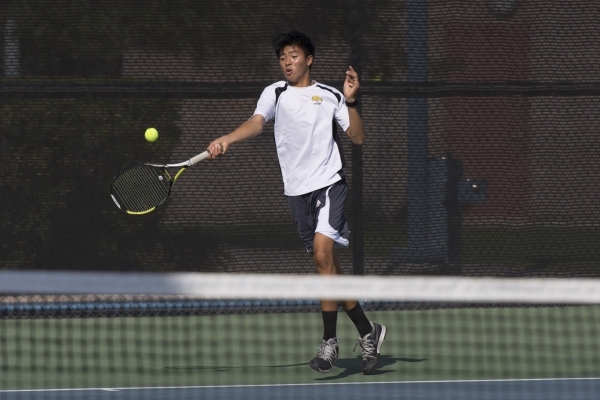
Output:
top-left (208, 83), bottom-right (279, 159)
top-left (207, 114), bottom-right (266, 159)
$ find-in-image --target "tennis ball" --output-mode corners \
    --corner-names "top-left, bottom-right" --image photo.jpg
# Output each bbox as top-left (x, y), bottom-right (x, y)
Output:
top-left (145, 128), bottom-right (159, 142)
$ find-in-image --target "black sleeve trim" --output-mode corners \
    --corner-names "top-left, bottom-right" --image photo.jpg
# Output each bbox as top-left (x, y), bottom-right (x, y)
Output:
top-left (275, 83), bottom-right (288, 106)
top-left (316, 84), bottom-right (341, 104)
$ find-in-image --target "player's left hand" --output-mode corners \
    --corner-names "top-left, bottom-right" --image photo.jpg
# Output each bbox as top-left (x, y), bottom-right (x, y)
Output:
top-left (343, 66), bottom-right (360, 103)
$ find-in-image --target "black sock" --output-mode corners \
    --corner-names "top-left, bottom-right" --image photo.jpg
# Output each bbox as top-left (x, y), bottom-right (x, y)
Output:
top-left (345, 303), bottom-right (372, 338)
top-left (321, 311), bottom-right (338, 340)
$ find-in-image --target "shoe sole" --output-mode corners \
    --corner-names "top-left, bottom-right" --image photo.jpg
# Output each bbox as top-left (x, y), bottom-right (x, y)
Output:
top-left (363, 324), bottom-right (387, 375)
top-left (309, 341), bottom-right (339, 374)
top-left (309, 361), bottom-right (333, 373)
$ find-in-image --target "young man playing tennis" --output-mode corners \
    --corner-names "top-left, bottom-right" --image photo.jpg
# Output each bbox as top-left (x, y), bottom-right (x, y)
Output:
top-left (206, 30), bottom-right (386, 375)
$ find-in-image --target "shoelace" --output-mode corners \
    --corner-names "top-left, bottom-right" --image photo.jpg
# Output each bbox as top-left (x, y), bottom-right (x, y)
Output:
top-left (316, 339), bottom-right (338, 364)
top-left (353, 334), bottom-right (376, 360)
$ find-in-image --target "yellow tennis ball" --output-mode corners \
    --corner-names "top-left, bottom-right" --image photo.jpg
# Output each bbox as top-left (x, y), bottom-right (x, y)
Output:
top-left (145, 128), bottom-right (159, 142)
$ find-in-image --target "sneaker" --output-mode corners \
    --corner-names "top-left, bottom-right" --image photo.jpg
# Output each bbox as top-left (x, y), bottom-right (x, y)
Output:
top-left (354, 322), bottom-right (387, 375)
top-left (309, 337), bottom-right (339, 373)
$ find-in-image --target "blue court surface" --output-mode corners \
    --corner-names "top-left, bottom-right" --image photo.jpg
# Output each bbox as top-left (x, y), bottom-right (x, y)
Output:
top-left (2, 379), bottom-right (600, 400)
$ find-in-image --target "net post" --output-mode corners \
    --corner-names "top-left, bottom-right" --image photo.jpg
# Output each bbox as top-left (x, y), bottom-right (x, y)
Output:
top-left (390, 0), bottom-right (431, 267)
top-left (406, 0), bottom-right (429, 261)
top-left (349, 0), bottom-right (364, 275)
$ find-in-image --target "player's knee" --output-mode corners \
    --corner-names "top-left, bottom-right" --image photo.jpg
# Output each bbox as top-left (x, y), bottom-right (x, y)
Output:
top-left (313, 249), bottom-right (335, 274)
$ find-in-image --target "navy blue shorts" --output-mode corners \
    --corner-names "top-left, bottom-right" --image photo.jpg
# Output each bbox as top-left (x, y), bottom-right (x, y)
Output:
top-left (286, 179), bottom-right (350, 253)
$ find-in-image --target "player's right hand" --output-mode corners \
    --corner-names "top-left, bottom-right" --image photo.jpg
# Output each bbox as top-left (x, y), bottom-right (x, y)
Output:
top-left (207, 138), bottom-right (229, 159)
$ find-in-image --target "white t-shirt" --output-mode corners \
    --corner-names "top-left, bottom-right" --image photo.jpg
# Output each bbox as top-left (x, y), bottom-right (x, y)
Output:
top-left (253, 80), bottom-right (351, 196)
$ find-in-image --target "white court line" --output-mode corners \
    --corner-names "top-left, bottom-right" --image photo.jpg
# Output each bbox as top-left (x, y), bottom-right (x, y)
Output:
top-left (2, 377), bottom-right (600, 393)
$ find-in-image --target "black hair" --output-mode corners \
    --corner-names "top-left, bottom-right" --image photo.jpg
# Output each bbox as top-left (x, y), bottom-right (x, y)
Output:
top-left (272, 30), bottom-right (315, 60)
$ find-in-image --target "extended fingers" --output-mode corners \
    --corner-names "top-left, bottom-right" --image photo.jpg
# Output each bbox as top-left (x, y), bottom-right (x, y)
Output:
top-left (345, 66), bottom-right (360, 89)
top-left (344, 67), bottom-right (360, 101)
top-left (346, 66), bottom-right (359, 79)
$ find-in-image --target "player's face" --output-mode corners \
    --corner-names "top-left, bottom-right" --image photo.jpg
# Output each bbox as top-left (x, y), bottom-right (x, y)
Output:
top-left (278, 45), bottom-right (313, 86)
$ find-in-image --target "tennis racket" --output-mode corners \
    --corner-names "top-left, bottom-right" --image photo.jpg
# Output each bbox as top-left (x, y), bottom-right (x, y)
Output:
top-left (110, 151), bottom-right (209, 215)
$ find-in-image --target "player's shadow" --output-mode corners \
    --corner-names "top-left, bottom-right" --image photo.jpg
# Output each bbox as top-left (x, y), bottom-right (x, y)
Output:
top-left (165, 356), bottom-right (426, 376)
top-left (313, 355), bottom-right (426, 381)
top-left (166, 362), bottom-right (307, 372)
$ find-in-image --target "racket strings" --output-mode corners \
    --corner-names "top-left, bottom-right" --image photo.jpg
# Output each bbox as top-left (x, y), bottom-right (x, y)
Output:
top-left (111, 165), bottom-right (171, 212)
top-left (123, 166), bottom-right (170, 208)
top-left (115, 167), bottom-right (168, 211)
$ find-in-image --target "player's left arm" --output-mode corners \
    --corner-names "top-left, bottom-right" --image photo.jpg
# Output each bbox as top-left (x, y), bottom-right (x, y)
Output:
top-left (343, 66), bottom-right (365, 145)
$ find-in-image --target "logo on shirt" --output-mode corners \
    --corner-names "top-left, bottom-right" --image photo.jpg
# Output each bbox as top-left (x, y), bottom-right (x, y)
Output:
top-left (311, 95), bottom-right (323, 105)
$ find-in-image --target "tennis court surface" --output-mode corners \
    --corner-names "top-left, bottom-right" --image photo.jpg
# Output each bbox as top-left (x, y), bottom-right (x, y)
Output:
top-left (1, 271), bottom-right (600, 399)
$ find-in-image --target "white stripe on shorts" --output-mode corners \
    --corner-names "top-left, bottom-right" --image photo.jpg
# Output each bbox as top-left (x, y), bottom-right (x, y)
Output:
top-left (315, 186), bottom-right (350, 248)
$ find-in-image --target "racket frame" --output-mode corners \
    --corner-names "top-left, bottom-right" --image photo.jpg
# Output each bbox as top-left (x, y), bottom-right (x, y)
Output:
top-left (111, 151), bottom-right (209, 215)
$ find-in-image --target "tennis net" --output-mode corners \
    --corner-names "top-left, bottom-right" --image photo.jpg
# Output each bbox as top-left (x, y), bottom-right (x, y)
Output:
top-left (1, 270), bottom-right (600, 400)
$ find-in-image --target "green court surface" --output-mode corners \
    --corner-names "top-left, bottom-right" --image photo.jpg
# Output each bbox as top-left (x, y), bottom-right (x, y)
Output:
top-left (1, 306), bottom-right (599, 390)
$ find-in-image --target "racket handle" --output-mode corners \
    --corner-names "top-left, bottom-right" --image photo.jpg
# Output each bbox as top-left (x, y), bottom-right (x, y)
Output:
top-left (188, 151), bottom-right (209, 166)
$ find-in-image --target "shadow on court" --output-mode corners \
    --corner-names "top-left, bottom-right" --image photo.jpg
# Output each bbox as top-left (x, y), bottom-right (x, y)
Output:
top-left (314, 355), bottom-right (426, 381)
top-left (165, 355), bottom-right (426, 377)
top-left (165, 362), bottom-right (307, 371)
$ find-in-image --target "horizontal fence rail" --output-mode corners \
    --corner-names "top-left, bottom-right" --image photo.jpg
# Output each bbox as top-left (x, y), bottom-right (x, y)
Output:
top-left (3, 81), bottom-right (600, 99)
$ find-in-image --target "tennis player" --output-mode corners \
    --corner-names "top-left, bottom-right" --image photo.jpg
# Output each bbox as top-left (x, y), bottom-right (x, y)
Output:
top-left (206, 30), bottom-right (386, 375)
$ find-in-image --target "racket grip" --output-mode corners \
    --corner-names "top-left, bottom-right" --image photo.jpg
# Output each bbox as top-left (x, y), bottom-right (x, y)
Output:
top-left (188, 151), bottom-right (209, 166)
